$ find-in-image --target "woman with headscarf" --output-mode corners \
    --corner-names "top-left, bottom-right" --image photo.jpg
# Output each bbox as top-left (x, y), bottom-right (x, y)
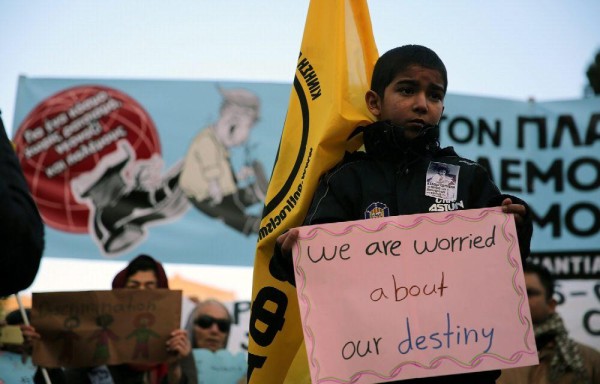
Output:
top-left (21, 254), bottom-right (197, 384)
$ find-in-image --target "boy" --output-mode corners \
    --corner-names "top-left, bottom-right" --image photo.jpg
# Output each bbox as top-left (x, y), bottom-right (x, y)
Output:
top-left (276, 45), bottom-right (533, 383)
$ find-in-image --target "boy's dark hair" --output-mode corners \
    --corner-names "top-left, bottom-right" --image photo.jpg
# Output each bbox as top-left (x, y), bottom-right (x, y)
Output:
top-left (524, 261), bottom-right (555, 301)
top-left (370, 45), bottom-right (448, 97)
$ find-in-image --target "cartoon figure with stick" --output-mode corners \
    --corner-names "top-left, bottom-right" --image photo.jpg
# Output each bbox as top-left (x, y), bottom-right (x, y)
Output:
top-left (180, 87), bottom-right (268, 235)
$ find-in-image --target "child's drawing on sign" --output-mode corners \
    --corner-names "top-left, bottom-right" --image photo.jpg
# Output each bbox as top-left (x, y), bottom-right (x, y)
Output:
top-left (88, 314), bottom-right (119, 362)
top-left (126, 312), bottom-right (160, 360)
top-left (58, 315), bottom-right (81, 364)
top-left (425, 162), bottom-right (459, 201)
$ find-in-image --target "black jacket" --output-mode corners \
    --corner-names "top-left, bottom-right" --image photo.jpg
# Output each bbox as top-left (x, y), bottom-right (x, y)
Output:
top-left (0, 112), bottom-right (44, 297)
top-left (273, 122), bottom-right (533, 384)
top-left (305, 122), bottom-right (532, 259)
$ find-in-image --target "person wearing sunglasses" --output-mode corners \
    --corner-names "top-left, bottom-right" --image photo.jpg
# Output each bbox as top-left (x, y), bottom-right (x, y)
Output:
top-left (187, 299), bottom-right (232, 352)
top-left (185, 299), bottom-right (247, 384)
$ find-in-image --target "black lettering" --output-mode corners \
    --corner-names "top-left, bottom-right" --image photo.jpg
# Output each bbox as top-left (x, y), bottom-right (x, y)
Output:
top-left (233, 301), bottom-right (251, 325)
top-left (518, 117), bottom-right (547, 148)
top-left (448, 117), bottom-right (474, 144)
top-left (307, 244), bottom-right (351, 262)
top-left (565, 202), bottom-right (600, 236)
top-left (247, 352), bottom-right (266, 380)
top-left (553, 115), bottom-right (583, 147)
top-left (527, 159), bottom-right (563, 193)
top-left (478, 118), bottom-right (501, 146)
top-left (531, 204), bottom-right (561, 237)
top-left (356, 340), bottom-right (372, 357)
top-left (500, 158), bottom-right (522, 192)
top-left (297, 57), bottom-right (310, 73)
top-left (567, 157), bottom-right (600, 191)
top-left (585, 113), bottom-right (600, 145)
top-left (342, 341), bottom-right (356, 360)
top-left (583, 310), bottom-right (600, 336)
top-left (370, 287), bottom-right (388, 302)
top-left (249, 287), bottom-right (287, 347)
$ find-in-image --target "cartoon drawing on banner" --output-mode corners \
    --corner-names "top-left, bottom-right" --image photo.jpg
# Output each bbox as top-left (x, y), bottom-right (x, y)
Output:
top-left (180, 87), bottom-right (268, 235)
top-left (13, 84), bottom-right (193, 257)
top-left (72, 140), bottom-right (189, 255)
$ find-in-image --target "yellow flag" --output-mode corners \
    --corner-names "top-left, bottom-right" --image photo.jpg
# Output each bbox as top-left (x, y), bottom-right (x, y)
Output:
top-left (248, 0), bottom-right (378, 382)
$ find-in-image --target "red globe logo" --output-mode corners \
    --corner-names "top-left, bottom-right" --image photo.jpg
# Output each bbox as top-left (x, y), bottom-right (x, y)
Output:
top-left (14, 85), bottom-right (161, 233)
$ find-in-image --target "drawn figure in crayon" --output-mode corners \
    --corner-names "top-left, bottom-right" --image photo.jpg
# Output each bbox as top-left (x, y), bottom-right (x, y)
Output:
top-left (126, 312), bottom-right (160, 359)
top-left (58, 315), bottom-right (81, 364)
top-left (88, 314), bottom-right (119, 362)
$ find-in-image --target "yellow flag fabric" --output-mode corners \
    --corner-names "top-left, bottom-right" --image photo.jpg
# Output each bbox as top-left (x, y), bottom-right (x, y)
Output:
top-left (248, 0), bottom-right (379, 382)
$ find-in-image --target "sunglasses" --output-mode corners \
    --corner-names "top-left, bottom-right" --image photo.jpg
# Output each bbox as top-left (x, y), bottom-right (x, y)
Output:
top-left (194, 315), bottom-right (231, 333)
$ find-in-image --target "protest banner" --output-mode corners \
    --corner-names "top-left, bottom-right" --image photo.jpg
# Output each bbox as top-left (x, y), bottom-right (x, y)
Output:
top-left (292, 207), bottom-right (538, 383)
top-left (31, 289), bottom-right (181, 368)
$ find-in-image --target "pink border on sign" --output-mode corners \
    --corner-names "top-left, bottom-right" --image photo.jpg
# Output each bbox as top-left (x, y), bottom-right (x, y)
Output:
top-left (293, 207), bottom-right (537, 384)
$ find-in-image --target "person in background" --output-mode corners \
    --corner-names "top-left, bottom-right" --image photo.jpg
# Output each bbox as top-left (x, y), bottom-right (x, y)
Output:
top-left (1, 309), bottom-right (66, 384)
top-left (21, 254), bottom-right (197, 384)
top-left (185, 299), bottom-right (246, 384)
top-left (0, 111), bottom-right (44, 297)
top-left (185, 299), bottom-right (231, 352)
top-left (275, 45), bottom-right (534, 384)
top-left (498, 262), bottom-right (600, 384)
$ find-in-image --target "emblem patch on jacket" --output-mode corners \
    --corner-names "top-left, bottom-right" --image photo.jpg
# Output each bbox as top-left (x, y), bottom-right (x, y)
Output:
top-left (425, 162), bottom-right (460, 201)
top-left (364, 202), bottom-right (389, 219)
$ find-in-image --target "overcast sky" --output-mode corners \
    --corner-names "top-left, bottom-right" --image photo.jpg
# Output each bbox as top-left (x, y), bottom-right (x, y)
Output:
top-left (2, 0), bottom-right (599, 133)
top-left (1, 0), bottom-right (599, 297)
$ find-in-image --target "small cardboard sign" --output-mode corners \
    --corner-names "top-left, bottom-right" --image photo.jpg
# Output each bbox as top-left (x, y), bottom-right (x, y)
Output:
top-left (193, 349), bottom-right (247, 384)
top-left (292, 207), bottom-right (538, 383)
top-left (32, 289), bottom-right (181, 368)
top-left (0, 351), bottom-right (38, 383)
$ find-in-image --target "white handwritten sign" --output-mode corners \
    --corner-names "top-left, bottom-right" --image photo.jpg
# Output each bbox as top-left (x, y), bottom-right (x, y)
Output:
top-left (292, 207), bottom-right (538, 383)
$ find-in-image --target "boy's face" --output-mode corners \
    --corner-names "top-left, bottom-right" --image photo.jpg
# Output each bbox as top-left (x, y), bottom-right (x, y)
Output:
top-left (366, 65), bottom-right (445, 139)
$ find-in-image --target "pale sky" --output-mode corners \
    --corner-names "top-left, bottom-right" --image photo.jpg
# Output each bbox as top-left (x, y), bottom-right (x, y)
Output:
top-left (1, 0), bottom-right (599, 298)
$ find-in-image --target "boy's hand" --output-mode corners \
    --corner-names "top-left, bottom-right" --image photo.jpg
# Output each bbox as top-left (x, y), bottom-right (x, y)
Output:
top-left (276, 228), bottom-right (300, 255)
top-left (270, 228), bottom-right (300, 287)
top-left (500, 197), bottom-right (526, 225)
